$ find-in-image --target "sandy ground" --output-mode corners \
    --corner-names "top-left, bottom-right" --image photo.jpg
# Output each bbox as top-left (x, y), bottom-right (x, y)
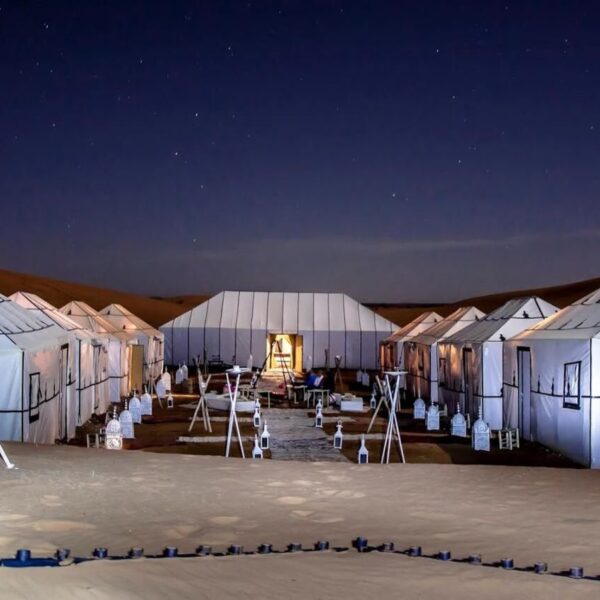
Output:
top-left (2, 443), bottom-right (600, 598)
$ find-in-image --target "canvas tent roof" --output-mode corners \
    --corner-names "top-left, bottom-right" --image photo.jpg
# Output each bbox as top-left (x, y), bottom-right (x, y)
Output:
top-left (444, 297), bottom-right (559, 344)
top-left (100, 304), bottom-right (162, 338)
top-left (162, 291), bottom-right (396, 334)
top-left (410, 306), bottom-right (486, 346)
top-left (511, 287), bottom-right (600, 341)
top-left (0, 294), bottom-right (66, 351)
top-left (9, 292), bottom-right (96, 338)
top-left (60, 300), bottom-right (129, 341)
top-left (384, 311), bottom-right (443, 343)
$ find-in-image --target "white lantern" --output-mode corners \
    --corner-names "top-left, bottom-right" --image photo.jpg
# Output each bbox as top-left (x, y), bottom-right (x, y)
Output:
top-left (260, 421), bottom-right (270, 450)
top-left (472, 403), bottom-right (490, 452)
top-left (451, 402), bottom-right (467, 437)
top-left (253, 405), bottom-right (261, 428)
top-left (333, 420), bottom-right (343, 450)
top-left (315, 406), bottom-right (323, 428)
top-left (140, 385), bottom-right (153, 416)
top-left (252, 435), bottom-right (263, 459)
top-left (181, 363), bottom-right (189, 381)
top-left (129, 392), bottom-right (142, 424)
top-left (105, 407), bottom-right (123, 450)
top-left (167, 392), bottom-right (174, 409)
top-left (358, 434), bottom-right (368, 464)
top-left (426, 402), bottom-right (440, 431)
top-left (369, 391), bottom-right (377, 410)
top-left (119, 402), bottom-right (135, 439)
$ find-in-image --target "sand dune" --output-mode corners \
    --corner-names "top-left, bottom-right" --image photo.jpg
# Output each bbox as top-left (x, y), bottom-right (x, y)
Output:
top-left (0, 267), bottom-right (598, 328)
top-left (1, 442), bottom-right (599, 598)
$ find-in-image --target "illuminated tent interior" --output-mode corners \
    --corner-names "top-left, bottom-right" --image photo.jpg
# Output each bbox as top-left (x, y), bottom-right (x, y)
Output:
top-left (160, 291), bottom-right (397, 371)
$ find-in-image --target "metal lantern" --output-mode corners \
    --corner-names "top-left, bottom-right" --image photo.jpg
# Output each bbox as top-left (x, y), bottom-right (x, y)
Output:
top-left (105, 407), bottom-right (123, 450)
top-left (358, 434), bottom-right (369, 464)
top-left (315, 406), bottom-right (323, 428)
top-left (119, 401), bottom-right (135, 439)
top-left (252, 435), bottom-right (263, 459)
top-left (333, 420), bottom-right (343, 450)
top-left (260, 421), bottom-right (270, 450)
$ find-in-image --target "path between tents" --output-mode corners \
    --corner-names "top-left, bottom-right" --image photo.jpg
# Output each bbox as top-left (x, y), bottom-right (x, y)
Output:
top-left (263, 408), bottom-right (350, 462)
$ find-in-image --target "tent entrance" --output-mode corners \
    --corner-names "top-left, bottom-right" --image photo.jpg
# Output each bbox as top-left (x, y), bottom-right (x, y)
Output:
top-left (59, 344), bottom-right (69, 440)
top-left (463, 348), bottom-right (474, 417)
top-left (268, 334), bottom-right (302, 371)
top-left (518, 348), bottom-right (533, 440)
top-left (129, 344), bottom-right (145, 393)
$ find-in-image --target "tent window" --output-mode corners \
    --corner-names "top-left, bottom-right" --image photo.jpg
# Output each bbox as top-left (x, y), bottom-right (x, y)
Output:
top-left (29, 372), bottom-right (42, 423)
top-left (563, 362), bottom-right (581, 410)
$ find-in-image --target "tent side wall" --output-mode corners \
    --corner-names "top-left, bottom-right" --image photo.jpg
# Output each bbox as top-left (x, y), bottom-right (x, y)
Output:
top-left (591, 338), bottom-right (600, 468)
top-left (504, 337), bottom-right (592, 467)
top-left (0, 349), bottom-right (24, 442)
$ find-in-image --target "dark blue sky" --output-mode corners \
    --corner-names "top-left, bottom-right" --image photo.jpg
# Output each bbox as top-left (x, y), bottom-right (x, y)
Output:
top-left (1, 1), bottom-right (599, 302)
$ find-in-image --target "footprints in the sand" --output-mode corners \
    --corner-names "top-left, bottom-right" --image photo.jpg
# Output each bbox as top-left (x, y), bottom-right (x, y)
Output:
top-left (31, 520), bottom-right (96, 533)
top-left (209, 516), bottom-right (241, 525)
top-left (276, 496), bottom-right (307, 506)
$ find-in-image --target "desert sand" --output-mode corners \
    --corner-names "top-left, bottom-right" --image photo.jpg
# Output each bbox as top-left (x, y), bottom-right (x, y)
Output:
top-left (1, 442), bottom-right (600, 598)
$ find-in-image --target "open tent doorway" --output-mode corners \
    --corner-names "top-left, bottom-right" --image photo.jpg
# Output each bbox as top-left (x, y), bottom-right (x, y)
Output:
top-left (129, 344), bottom-right (145, 392)
top-left (518, 347), bottom-right (533, 440)
top-left (268, 334), bottom-right (302, 372)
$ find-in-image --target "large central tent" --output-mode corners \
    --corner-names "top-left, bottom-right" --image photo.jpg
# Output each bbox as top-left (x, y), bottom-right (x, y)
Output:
top-left (503, 288), bottom-right (600, 468)
top-left (160, 291), bottom-right (397, 370)
top-left (437, 297), bottom-right (558, 430)
top-left (0, 294), bottom-right (67, 444)
top-left (60, 300), bottom-right (132, 403)
top-left (9, 291), bottom-right (111, 438)
top-left (405, 306), bottom-right (485, 404)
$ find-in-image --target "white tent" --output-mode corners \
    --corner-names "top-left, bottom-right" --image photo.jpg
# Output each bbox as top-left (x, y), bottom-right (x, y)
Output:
top-left (60, 300), bottom-right (131, 403)
top-left (100, 304), bottom-right (164, 382)
top-left (380, 311), bottom-right (443, 370)
top-left (503, 288), bottom-right (600, 468)
top-left (10, 292), bottom-right (112, 437)
top-left (160, 291), bottom-right (397, 370)
top-left (438, 297), bottom-right (558, 430)
top-left (0, 294), bottom-right (68, 444)
top-left (405, 306), bottom-right (485, 404)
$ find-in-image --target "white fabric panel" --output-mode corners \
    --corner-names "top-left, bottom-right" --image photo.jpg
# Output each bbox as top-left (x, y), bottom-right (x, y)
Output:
top-left (313, 294), bottom-right (329, 367)
top-left (204, 293), bottom-right (224, 359)
top-left (251, 292), bottom-right (269, 365)
top-left (328, 294), bottom-right (346, 366)
top-left (219, 292), bottom-right (239, 364)
top-left (343, 295), bottom-right (361, 369)
top-left (235, 291), bottom-right (254, 366)
top-left (267, 292), bottom-right (284, 333)
top-left (591, 339), bottom-right (600, 467)
top-left (358, 303), bottom-right (376, 370)
top-left (482, 342), bottom-right (503, 429)
top-left (298, 293), bottom-right (314, 370)
top-left (282, 292), bottom-right (299, 334)
top-left (0, 351), bottom-right (23, 441)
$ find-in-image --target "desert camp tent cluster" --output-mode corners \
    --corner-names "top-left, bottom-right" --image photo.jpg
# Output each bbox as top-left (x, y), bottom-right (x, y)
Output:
top-left (404, 306), bottom-right (486, 405)
top-left (438, 297), bottom-right (559, 430)
top-left (0, 294), bottom-right (164, 445)
top-left (160, 291), bottom-right (396, 371)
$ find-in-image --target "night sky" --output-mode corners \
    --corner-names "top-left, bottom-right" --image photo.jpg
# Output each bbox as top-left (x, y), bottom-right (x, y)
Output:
top-left (1, 1), bottom-right (599, 303)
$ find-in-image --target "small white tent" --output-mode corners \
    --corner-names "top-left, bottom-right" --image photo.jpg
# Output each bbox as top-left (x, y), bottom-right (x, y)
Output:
top-left (405, 306), bottom-right (485, 404)
top-left (0, 294), bottom-right (67, 444)
top-left (60, 300), bottom-right (131, 403)
top-left (100, 304), bottom-right (164, 382)
top-left (380, 311), bottom-right (443, 371)
top-left (10, 292), bottom-right (112, 436)
top-left (438, 297), bottom-right (558, 430)
top-left (503, 288), bottom-right (600, 468)
top-left (160, 291), bottom-right (396, 371)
